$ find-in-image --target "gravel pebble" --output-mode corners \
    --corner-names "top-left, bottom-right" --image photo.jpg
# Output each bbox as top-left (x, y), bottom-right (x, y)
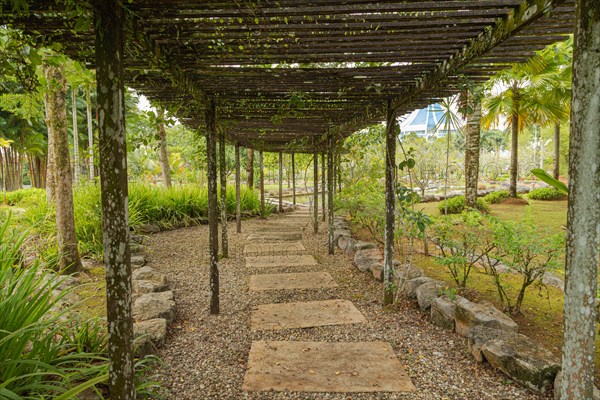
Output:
top-left (146, 214), bottom-right (550, 400)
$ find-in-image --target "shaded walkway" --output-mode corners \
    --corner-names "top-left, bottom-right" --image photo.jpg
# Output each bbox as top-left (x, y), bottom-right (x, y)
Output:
top-left (147, 210), bottom-right (551, 399)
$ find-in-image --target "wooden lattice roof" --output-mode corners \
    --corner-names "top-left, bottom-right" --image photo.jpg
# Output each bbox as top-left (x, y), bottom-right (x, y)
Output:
top-left (1, 0), bottom-right (575, 151)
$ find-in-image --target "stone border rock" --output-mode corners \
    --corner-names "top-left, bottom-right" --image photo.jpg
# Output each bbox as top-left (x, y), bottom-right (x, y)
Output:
top-left (333, 215), bottom-right (566, 396)
top-left (130, 238), bottom-right (176, 356)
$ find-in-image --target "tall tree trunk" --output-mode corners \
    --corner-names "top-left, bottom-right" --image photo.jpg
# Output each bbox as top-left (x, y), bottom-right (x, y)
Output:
top-left (383, 102), bottom-right (397, 305)
top-left (157, 107), bottom-right (172, 188)
top-left (71, 87), bottom-right (80, 185)
top-left (560, 2), bottom-right (600, 399)
top-left (219, 130), bottom-right (228, 258)
top-left (509, 88), bottom-right (520, 198)
top-left (44, 64), bottom-right (82, 274)
top-left (44, 86), bottom-right (56, 204)
top-left (553, 122), bottom-right (561, 179)
top-left (86, 85), bottom-right (94, 181)
top-left (93, 1), bottom-right (135, 397)
top-left (464, 91), bottom-right (482, 209)
top-left (206, 99), bottom-right (219, 315)
top-left (246, 148), bottom-right (254, 188)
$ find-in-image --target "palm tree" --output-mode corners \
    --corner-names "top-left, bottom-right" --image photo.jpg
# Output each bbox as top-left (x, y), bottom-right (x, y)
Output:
top-left (483, 41), bottom-right (571, 196)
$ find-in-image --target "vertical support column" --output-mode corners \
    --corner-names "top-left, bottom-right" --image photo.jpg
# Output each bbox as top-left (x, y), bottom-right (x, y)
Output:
top-left (219, 130), bottom-right (228, 258)
top-left (463, 89), bottom-right (482, 209)
top-left (327, 136), bottom-right (334, 255)
top-left (291, 152), bottom-right (296, 205)
top-left (235, 142), bottom-right (241, 234)
top-left (259, 150), bottom-right (265, 217)
top-left (93, 0), bottom-right (135, 396)
top-left (384, 101), bottom-right (397, 305)
top-left (313, 144), bottom-right (319, 234)
top-left (206, 99), bottom-right (219, 315)
top-left (560, 2), bottom-right (600, 398)
top-left (321, 152), bottom-right (326, 222)
top-left (278, 151), bottom-right (283, 213)
top-left (337, 153), bottom-right (342, 193)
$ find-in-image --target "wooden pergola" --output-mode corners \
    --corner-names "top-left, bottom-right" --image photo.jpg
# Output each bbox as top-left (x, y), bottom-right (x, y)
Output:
top-left (2, 1), bottom-right (598, 398)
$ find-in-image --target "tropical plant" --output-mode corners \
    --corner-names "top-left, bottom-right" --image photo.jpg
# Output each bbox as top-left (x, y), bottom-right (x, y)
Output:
top-left (483, 39), bottom-right (572, 197)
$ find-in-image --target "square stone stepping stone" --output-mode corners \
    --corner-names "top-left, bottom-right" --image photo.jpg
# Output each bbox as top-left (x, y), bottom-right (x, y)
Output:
top-left (249, 272), bottom-right (338, 291)
top-left (243, 341), bottom-right (416, 393)
top-left (247, 232), bottom-right (303, 241)
top-left (245, 254), bottom-right (317, 268)
top-left (244, 242), bottom-right (306, 256)
top-left (250, 299), bottom-right (366, 330)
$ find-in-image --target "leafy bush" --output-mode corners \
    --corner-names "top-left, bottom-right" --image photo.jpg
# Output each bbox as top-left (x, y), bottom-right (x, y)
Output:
top-left (2, 187), bottom-right (46, 206)
top-left (438, 195), bottom-right (489, 214)
top-left (431, 212), bottom-right (484, 287)
top-left (335, 180), bottom-right (385, 243)
top-left (480, 215), bottom-right (564, 314)
top-left (528, 187), bottom-right (567, 200)
top-left (17, 183), bottom-right (266, 261)
top-left (483, 190), bottom-right (510, 204)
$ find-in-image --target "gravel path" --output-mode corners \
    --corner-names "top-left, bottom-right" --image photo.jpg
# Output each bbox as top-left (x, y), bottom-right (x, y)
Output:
top-left (146, 211), bottom-right (551, 400)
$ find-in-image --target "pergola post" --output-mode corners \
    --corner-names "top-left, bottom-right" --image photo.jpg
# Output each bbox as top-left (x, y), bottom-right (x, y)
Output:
top-left (383, 101), bottom-right (397, 305)
top-left (463, 89), bottom-right (482, 209)
top-left (291, 152), bottom-right (296, 205)
top-left (206, 99), bottom-right (219, 315)
top-left (327, 136), bottom-right (334, 255)
top-left (259, 150), bottom-right (265, 217)
top-left (219, 130), bottom-right (228, 258)
top-left (235, 142), bottom-right (241, 233)
top-left (321, 152), bottom-right (326, 222)
top-left (560, 2), bottom-right (600, 398)
top-left (93, 0), bottom-right (134, 396)
top-left (313, 144), bottom-right (319, 234)
top-left (278, 151), bottom-right (283, 213)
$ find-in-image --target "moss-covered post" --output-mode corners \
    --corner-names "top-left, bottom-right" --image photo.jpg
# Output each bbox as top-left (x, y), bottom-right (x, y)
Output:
top-left (219, 129), bottom-right (228, 258)
top-left (291, 152), bottom-right (296, 205)
top-left (259, 150), bottom-right (265, 217)
top-left (93, 0), bottom-right (135, 396)
top-left (560, 2), bottom-right (600, 398)
top-left (44, 64), bottom-right (82, 274)
top-left (327, 135), bottom-right (334, 255)
top-left (462, 88), bottom-right (482, 209)
top-left (321, 152), bottom-right (326, 222)
top-left (313, 142), bottom-right (319, 233)
top-left (235, 142), bottom-right (241, 233)
top-left (384, 101), bottom-right (397, 305)
top-left (278, 151), bottom-right (283, 213)
top-left (206, 99), bottom-right (219, 315)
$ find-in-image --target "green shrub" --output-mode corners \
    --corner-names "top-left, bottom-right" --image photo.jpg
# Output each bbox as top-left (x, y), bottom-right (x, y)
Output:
top-left (17, 183), bottom-right (267, 260)
top-left (2, 187), bottom-right (46, 206)
top-left (483, 190), bottom-right (510, 204)
top-left (438, 195), bottom-right (489, 214)
top-left (335, 180), bottom-right (385, 243)
top-left (528, 187), bottom-right (567, 200)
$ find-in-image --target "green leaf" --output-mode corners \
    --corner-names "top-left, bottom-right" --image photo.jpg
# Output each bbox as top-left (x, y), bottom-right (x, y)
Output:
top-left (531, 169), bottom-right (569, 194)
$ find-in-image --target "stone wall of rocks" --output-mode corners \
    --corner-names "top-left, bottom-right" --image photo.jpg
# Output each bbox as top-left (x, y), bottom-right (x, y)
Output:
top-left (332, 216), bottom-right (573, 397)
top-left (48, 233), bottom-right (176, 358)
